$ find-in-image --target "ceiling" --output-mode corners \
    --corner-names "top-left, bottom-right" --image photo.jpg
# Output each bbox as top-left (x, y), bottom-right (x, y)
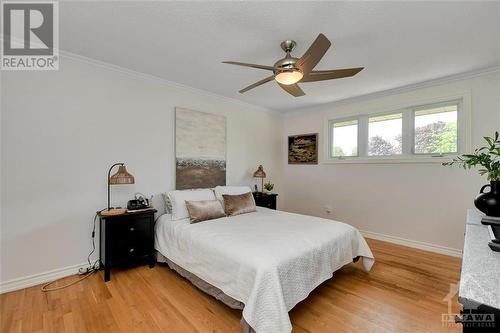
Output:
top-left (59, 1), bottom-right (500, 112)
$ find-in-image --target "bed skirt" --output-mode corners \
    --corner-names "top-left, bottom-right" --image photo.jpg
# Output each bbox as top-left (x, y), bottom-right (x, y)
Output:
top-left (156, 252), bottom-right (256, 333)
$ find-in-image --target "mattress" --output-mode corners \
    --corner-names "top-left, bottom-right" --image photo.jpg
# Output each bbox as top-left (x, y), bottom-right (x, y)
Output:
top-left (155, 207), bottom-right (374, 333)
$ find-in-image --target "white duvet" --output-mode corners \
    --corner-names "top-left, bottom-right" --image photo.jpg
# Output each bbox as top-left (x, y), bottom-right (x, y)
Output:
top-left (155, 207), bottom-right (374, 333)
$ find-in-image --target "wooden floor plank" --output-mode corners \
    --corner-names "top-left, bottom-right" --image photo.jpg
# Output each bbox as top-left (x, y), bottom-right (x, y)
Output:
top-left (0, 239), bottom-right (462, 333)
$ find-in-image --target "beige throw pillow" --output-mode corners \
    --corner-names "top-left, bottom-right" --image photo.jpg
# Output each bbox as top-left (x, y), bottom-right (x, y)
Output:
top-left (185, 200), bottom-right (226, 224)
top-left (222, 192), bottom-right (257, 216)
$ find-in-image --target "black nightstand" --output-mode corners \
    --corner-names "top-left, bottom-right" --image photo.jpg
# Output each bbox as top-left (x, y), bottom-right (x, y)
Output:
top-left (252, 192), bottom-right (278, 210)
top-left (98, 209), bottom-right (157, 282)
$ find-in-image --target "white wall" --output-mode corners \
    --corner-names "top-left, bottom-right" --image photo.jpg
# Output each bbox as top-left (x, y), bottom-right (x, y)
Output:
top-left (0, 55), bottom-right (283, 284)
top-left (1, 52), bottom-right (498, 290)
top-left (282, 71), bottom-right (500, 253)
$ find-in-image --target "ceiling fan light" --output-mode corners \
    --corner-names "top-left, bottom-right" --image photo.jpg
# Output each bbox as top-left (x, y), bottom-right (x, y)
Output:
top-left (275, 70), bottom-right (303, 85)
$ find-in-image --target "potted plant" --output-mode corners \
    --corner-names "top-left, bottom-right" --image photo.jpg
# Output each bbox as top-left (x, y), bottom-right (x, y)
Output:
top-left (443, 131), bottom-right (500, 216)
top-left (263, 181), bottom-right (274, 193)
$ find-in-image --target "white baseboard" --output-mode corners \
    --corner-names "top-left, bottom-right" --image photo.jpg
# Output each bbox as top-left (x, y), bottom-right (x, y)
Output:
top-left (0, 262), bottom-right (87, 294)
top-left (361, 229), bottom-right (462, 257)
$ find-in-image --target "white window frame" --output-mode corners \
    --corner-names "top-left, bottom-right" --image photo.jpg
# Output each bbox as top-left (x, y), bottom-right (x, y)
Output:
top-left (329, 117), bottom-right (360, 158)
top-left (324, 94), bottom-right (471, 164)
top-left (366, 111), bottom-right (403, 157)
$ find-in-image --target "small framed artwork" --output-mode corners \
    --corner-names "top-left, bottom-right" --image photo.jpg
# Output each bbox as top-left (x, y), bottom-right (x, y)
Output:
top-left (288, 133), bottom-right (318, 164)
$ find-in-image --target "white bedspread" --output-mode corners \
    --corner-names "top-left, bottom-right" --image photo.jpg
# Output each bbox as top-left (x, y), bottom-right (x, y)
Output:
top-left (155, 207), bottom-right (374, 333)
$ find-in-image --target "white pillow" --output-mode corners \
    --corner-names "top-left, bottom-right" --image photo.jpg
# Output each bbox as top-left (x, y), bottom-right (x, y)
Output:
top-left (161, 193), bottom-right (173, 214)
top-left (214, 186), bottom-right (252, 201)
top-left (167, 189), bottom-right (216, 220)
top-left (214, 186), bottom-right (254, 209)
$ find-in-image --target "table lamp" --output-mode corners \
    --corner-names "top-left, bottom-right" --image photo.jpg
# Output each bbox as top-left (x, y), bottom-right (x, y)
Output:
top-left (253, 165), bottom-right (266, 193)
top-left (104, 162), bottom-right (135, 216)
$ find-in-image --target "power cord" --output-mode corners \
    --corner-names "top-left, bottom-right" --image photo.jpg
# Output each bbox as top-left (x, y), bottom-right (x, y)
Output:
top-left (41, 210), bottom-right (105, 292)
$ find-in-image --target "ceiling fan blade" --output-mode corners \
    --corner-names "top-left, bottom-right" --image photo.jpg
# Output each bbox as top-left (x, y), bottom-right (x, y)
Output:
top-left (301, 67), bottom-right (364, 82)
top-left (239, 76), bottom-right (275, 93)
top-left (222, 61), bottom-right (275, 71)
top-left (277, 82), bottom-right (306, 97)
top-left (296, 33), bottom-right (331, 76)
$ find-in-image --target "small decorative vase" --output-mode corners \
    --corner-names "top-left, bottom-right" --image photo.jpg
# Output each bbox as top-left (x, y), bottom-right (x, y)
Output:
top-left (474, 181), bottom-right (500, 217)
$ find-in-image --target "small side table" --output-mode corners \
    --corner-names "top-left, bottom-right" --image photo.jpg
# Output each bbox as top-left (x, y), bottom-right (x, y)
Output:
top-left (252, 192), bottom-right (278, 210)
top-left (98, 209), bottom-right (157, 282)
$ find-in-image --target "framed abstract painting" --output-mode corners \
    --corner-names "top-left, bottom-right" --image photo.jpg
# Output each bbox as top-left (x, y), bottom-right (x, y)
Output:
top-left (175, 107), bottom-right (226, 189)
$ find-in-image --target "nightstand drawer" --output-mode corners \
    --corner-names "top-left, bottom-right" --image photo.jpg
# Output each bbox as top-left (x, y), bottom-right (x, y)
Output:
top-left (109, 216), bottom-right (150, 241)
top-left (264, 201), bottom-right (274, 209)
top-left (108, 240), bottom-right (149, 264)
top-left (256, 199), bottom-right (273, 209)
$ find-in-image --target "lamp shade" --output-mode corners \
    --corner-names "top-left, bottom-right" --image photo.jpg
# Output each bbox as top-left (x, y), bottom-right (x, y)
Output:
top-left (109, 165), bottom-right (135, 185)
top-left (253, 165), bottom-right (266, 178)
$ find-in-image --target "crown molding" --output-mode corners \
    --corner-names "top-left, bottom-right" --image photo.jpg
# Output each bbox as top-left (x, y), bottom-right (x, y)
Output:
top-left (285, 65), bottom-right (500, 115)
top-left (0, 35), bottom-right (278, 114)
top-left (3, 35), bottom-right (496, 116)
top-left (58, 49), bottom-right (281, 115)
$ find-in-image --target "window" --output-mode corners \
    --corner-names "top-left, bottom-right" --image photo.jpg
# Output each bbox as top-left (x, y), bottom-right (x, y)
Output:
top-left (414, 104), bottom-right (458, 154)
top-left (328, 99), bottom-right (465, 161)
top-left (331, 119), bottom-right (358, 157)
top-left (368, 113), bottom-right (402, 156)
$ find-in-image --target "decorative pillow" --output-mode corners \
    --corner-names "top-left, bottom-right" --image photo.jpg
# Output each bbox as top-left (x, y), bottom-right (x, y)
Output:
top-left (162, 193), bottom-right (173, 214)
top-left (167, 189), bottom-right (216, 220)
top-left (185, 200), bottom-right (226, 223)
top-left (214, 186), bottom-right (253, 204)
top-left (222, 192), bottom-right (257, 216)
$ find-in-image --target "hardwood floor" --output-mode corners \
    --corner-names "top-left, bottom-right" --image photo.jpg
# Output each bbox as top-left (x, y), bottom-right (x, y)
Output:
top-left (1, 239), bottom-right (462, 333)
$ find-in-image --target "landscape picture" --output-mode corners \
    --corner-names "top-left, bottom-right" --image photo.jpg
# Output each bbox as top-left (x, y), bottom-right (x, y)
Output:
top-left (288, 133), bottom-right (318, 164)
top-left (175, 108), bottom-right (226, 189)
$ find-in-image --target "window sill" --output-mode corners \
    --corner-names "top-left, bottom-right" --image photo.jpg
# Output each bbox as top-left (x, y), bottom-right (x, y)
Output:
top-left (322, 155), bottom-right (457, 164)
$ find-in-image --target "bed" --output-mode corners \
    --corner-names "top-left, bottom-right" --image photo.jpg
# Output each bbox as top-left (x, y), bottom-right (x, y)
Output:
top-left (154, 201), bottom-right (374, 333)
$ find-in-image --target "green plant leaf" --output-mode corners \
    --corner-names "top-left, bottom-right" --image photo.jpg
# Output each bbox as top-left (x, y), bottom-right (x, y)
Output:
top-left (442, 131), bottom-right (500, 180)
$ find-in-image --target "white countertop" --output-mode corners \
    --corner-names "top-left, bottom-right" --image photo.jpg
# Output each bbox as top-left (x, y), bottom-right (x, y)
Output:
top-left (459, 209), bottom-right (500, 310)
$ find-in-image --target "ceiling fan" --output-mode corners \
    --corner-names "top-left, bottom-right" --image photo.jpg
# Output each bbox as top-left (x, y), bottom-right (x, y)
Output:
top-left (222, 33), bottom-right (364, 97)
